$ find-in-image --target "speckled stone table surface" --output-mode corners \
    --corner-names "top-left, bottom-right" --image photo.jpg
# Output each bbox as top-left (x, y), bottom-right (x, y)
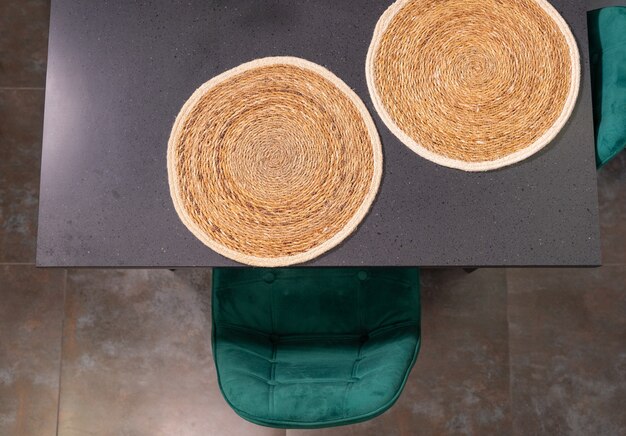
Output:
top-left (37, 0), bottom-right (601, 267)
top-left (589, 0), bottom-right (626, 8)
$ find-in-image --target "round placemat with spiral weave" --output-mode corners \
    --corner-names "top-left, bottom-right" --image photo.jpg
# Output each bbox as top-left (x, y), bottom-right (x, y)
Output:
top-left (366, 0), bottom-right (580, 171)
top-left (167, 57), bottom-right (382, 267)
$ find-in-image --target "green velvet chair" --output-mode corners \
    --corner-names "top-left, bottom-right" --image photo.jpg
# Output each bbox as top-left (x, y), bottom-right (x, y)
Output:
top-left (212, 267), bottom-right (421, 429)
top-left (588, 6), bottom-right (626, 168)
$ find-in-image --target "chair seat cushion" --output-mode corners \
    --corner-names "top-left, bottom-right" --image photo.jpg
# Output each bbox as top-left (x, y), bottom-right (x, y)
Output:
top-left (212, 268), bottom-right (421, 429)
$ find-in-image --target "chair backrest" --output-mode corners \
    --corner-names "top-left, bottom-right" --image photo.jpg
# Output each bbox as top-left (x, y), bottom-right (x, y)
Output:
top-left (588, 6), bottom-right (626, 167)
top-left (212, 267), bottom-right (420, 336)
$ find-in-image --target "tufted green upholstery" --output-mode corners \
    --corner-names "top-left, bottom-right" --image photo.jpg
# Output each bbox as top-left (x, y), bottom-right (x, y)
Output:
top-left (212, 267), bottom-right (421, 429)
top-left (588, 7), bottom-right (626, 168)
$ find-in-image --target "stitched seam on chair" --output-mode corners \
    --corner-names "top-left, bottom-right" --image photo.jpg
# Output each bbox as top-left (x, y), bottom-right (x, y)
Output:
top-left (220, 322), bottom-right (399, 340)
top-left (276, 379), bottom-right (362, 385)
top-left (269, 340), bottom-right (277, 418)
top-left (217, 322), bottom-right (271, 337)
top-left (228, 369), bottom-right (394, 386)
top-left (357, 280), bottom-right (363, 334)
top-left (269, 285), bottom-right (276, 418)
top-left (270, 285), bottom-right (276, 334)
top-left (223, 344), bottom-right (273, 361)
top-left (342, 340), bottom-right (363, 419)
top-left (215, 321), bottom-right (390, 342)
top-left (216, 323), bottom-right (368, 340)
top-left (230, 369), bottom-right (372, 385)
top-left (217, 321), bottom-right (418, 343)
top-left (340, 278), bottom-right (365, 419)
top-left (369, 321), bottom-right (420, 338)
top-left (270, 335), bottom-right (362, 342)
top-left (228, 370), bottom-right (271, 384)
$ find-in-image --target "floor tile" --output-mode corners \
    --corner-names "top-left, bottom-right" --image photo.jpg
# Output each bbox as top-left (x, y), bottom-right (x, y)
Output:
top-left (0, 89), bottom-right (45, 263)
top-left (0, 0), bottom-right (49, 87)
top-left (289, 268), bottom-right (511, 436)
top-left (58, 268), bottom-right (284, 436)
top-left (597, 152), bottom-right (626, 265)
top-left (507, 267), bottom-right (626, 435)
top-left (0, 265), bottom-right (65, 436)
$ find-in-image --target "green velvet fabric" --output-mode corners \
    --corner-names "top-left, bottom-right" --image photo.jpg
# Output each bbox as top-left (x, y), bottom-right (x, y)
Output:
top-left (588, 7), bottom-right (626, 168)
top-left (212, 267), bottom-right (421, 429)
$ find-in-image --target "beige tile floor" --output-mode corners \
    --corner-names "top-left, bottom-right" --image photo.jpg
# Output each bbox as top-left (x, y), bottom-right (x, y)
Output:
top-left (1, 1), bottom-right (625, 434)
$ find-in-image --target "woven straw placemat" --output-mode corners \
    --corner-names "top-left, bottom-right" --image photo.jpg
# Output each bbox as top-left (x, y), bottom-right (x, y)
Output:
top-left (366, 0), bottom-right (580, 171)
top-left (167, 57), bottom-right (382, 266)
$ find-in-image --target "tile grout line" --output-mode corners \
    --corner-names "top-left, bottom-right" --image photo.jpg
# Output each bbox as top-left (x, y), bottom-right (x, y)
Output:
top-left (0, 86), bottom-right (45, 91)
top-left (55, 268), bottom-right (68, 436)
top-left (504, 268), bottom-right (514, 434)
top-left (0, 262), bottom-right (36, 266)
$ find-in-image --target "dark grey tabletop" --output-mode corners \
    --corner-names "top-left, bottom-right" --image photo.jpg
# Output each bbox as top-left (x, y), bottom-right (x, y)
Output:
top-left (37, 0), bottom-right (602, 268)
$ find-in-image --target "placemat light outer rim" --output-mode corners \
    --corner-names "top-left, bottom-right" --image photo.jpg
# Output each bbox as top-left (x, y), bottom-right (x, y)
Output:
top-left (167, 56), bottom-right (383, 267)
top-left (365, 0), bottom-right (581, 172)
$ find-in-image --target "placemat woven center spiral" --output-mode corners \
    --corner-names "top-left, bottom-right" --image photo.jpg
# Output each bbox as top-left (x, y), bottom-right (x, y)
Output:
top-left (168, 58), bottom-right (382, 266)
top-left (367, 0), bottom-right (580, 171)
